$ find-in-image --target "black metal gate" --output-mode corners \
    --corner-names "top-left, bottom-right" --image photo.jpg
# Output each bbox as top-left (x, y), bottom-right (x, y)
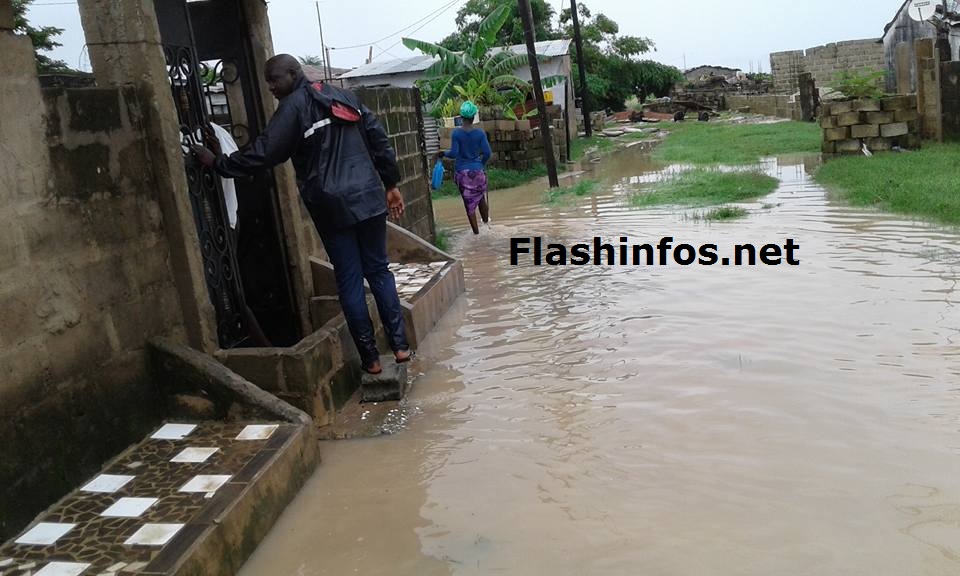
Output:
top-left (154, 0), bottom-right (301, 349)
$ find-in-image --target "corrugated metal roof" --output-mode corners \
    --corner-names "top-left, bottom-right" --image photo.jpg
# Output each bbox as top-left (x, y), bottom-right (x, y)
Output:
top-left (340, 39), bottom-right (571, 79)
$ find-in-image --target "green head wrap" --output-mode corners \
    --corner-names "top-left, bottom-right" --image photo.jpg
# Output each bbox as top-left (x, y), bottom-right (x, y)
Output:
top-left (460, 101), bottom-right (478, 120)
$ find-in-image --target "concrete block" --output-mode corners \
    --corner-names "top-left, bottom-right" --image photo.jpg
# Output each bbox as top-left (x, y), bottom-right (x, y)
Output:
top-left (837, 111), bottom-right (862, 127)
top-left (831, 101), bottom-right (854, 115)
top-left (895, 108), bottom-right (919, 122)
top-left (865, 137), bottom-right (892, 151)
top-left (821, 141), bottom-right (837, 154)
top-left (824, 127), bottom-right (850, 141)
top-left (881, 122), bottom-right (909, 137)
top-left (881, 95), bottom-right (916, 111)
top-left (851, 124), bottom-right (880, 138)
top-left (359, 356), bottom-right (410, 403)
top-left (852, 99), bottom-right (882, 112)
top-left (820, 115), bottom-right (837, 129)
top-left (865, 111), bottom-right (895, 125)
top-left (836, 139), bottom-right (863, 154)
top-left (0, 1), bottom-right (14, 30)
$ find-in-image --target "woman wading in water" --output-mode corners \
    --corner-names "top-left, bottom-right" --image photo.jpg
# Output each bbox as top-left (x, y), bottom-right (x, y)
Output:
top-left (437, 101), bottom-right (492, 235)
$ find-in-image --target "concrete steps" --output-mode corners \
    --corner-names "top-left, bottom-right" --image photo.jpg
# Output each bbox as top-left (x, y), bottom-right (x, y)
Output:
top-left (0, 420), bottom-right (318, 576)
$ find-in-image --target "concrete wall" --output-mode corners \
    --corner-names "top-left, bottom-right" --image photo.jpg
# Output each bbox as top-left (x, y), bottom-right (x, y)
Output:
top-left (942, 60), bottom-right (960, 139)
top-left (771, 39), bottom-right (885, 94)
top-left (354, 87), bottom-right (436, 244)
top-left (684, 66), bottom-right (739, 82)
top-left (0, 26), bottom-right (181, 539)
top-left (882, 3), bottom-right (960, 93)
top-left (725, 94), bottom-right (800, 119)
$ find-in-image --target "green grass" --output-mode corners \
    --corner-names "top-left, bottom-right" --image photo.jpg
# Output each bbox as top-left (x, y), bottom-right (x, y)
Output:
top-left (544, 179), bottom-right (598, 204)
top-left (814, 143), bottom-right (960, 226)
top-left (700, 206), bottom-right (749, 221)
top-left (433, 227), bottom-right (452, 252)
top-left (632, 169), bottom-right (779, 208)
top-left (432, 165), bottom-right (548, 200)
top-left (571, 131), bottom-right (650, 161)
top-left (653, 121), bottom-right (821, 165)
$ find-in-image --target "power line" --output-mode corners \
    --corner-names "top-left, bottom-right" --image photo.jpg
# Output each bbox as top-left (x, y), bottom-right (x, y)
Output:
top-left (368, 0), bottom-right (461, 59)
top-left (330, 0), bottom-right (461, 51)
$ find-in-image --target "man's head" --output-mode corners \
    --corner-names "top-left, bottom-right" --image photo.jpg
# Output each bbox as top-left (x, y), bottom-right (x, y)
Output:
top-left (265, 54), bottom-right (303, 100)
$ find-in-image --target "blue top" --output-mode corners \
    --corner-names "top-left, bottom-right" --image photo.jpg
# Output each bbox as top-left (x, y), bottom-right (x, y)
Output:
top-left (442, 126), bottom-right (492, 172)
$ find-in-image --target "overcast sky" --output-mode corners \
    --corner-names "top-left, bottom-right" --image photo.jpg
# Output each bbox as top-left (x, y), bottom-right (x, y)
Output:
top-left (31, 0), bottom-right (906, 73)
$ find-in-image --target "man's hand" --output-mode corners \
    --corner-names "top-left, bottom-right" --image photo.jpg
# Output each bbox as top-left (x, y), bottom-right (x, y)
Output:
top-left (386, 187), bottom-right (404, 221)
top-left (191, 144), bottom-right (216, 168)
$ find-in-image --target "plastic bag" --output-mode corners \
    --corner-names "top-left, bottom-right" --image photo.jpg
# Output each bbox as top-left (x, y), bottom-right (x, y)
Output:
top-left (431, 158), bottom-right (445, 190)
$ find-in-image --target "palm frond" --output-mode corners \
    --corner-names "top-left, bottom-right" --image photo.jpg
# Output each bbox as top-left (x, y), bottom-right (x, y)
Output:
top-left (401, 38), bottom-right (455, 59)
top-left (490, 75), bottom-right (531, 91)
top-left (541, 74), bottom-right (566, 89)
top-left (478, 4), bottom-right (512, 46)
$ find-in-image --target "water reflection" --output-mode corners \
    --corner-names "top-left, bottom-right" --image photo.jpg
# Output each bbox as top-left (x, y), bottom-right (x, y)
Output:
top-left (241, 148), bottom-right (960, 576)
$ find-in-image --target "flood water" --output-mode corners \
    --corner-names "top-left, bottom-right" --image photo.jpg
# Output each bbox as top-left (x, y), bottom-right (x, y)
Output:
top-left (240, 149), bottom-right (960, 575)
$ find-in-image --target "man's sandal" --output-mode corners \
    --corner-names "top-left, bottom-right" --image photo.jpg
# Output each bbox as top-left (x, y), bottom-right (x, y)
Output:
top-left (394, 350), bottom-right (413, 363)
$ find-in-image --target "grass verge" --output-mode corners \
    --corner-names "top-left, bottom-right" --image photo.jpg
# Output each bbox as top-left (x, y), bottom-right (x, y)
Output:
top-left (631, 169), bottom-right (778, 208)
top-left (544, 179), bottom-right (598, 204)
top-left (814, 143), bottom-right (960, 226)
top-left (571, 131), bottom-right (651, 162)
top-left (433, 227), bottom-right (451, 252)
top-left (432, 165), bottom-right (548, 200)
top-left (653, 121), bottom-right (821, 165)
top-left (700, 206), bottom-right (749, 221)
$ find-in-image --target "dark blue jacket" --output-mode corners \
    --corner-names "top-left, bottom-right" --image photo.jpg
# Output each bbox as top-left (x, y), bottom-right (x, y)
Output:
top-left (215, 77), bottom-right (400, 230)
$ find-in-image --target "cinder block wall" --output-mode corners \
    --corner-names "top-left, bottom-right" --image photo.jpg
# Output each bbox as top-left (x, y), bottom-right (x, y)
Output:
top-left (0, 32), bottom-right (183, 539)
top-left (725, 94), bottom-right (800, 119)
top-left (354, 87), bottom-right (436, 244)
top-left (771, 39), bottom-right (885, 94)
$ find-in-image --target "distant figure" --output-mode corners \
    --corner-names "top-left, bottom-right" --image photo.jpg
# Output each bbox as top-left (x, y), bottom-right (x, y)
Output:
top-left (698, 111), bottom-right (710, 122)
top-left (673, 110), bottom-right (686, 122)
top-left (436, 101), bottom-right (492, 235)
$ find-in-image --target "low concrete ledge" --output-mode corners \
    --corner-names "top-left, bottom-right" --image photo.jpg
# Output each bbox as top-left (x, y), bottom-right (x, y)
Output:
top-left (387, 220), bottom-right (455, 264)
top-left (149, 337), bottom-right (312, 426)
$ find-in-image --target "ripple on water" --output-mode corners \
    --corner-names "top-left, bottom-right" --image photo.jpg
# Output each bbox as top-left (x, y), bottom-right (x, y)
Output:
top-left (239, 150), bottom-right (960, 576)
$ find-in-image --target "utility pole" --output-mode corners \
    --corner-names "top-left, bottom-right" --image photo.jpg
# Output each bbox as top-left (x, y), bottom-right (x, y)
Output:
top-left (315, 2), bottom-right (329, 80)
top-left (518, 0), bottom-right (559, 188)
top-left (570, 0), bottom-right (592, 137)
top-left (325, 46), bottom-right (333, 80)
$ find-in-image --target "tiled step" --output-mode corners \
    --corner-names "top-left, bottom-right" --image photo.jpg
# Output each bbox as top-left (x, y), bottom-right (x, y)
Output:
top-left (0, 420), bottom-right (318, 576)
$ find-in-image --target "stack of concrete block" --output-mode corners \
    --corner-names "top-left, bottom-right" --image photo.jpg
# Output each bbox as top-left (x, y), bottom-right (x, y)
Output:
top-left (438, 116), bottom-right (567, 171)
top-left (820, 95), bottom-right (920, 154)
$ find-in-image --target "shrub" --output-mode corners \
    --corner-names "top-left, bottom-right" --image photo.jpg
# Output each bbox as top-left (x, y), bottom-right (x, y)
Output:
top-left (832, 69), bottom-right (886, 100)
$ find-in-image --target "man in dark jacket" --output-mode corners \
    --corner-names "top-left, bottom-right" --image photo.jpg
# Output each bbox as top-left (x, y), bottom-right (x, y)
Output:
top-left (193, 54), bottom-right (410, 374)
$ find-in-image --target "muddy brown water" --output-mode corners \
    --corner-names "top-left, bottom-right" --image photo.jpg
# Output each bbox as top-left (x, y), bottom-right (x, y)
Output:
top-left (240, 150), bottom-right (960, 575)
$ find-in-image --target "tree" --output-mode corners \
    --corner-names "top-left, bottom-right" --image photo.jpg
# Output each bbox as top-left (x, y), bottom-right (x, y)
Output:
top-left (438, 0), bottom-right (559, 52)
top-left (557, 2), bottom-right (672, 111)
top-left (299, 55), bottom-right (324, 66)
top-left (12, 0), bottom-right (71, 73)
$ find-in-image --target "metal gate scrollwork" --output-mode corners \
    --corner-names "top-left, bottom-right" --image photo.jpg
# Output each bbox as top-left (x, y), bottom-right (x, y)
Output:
top-left (161, 38), bottom-right (248, 348)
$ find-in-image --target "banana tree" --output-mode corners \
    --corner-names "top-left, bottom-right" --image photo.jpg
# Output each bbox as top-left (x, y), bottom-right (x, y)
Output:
top-left (402, 4), bottom-right (564, 109)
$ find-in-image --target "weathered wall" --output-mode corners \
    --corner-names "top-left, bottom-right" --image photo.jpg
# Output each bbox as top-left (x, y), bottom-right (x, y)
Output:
top-left (770, 50), bottom-right (805, 94)
top-left (771, 39), bottom-right (885, 94)
top-left (725, 94), bottom-right (800, 119)
top-left (354, 87), bottom-right (436, 244)
top-left (0, 30), bottom-right (182, 539)
top-left (942, 60), bottom-right (960, 139)
top-left (882, 2), bottom-right (960, 93)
